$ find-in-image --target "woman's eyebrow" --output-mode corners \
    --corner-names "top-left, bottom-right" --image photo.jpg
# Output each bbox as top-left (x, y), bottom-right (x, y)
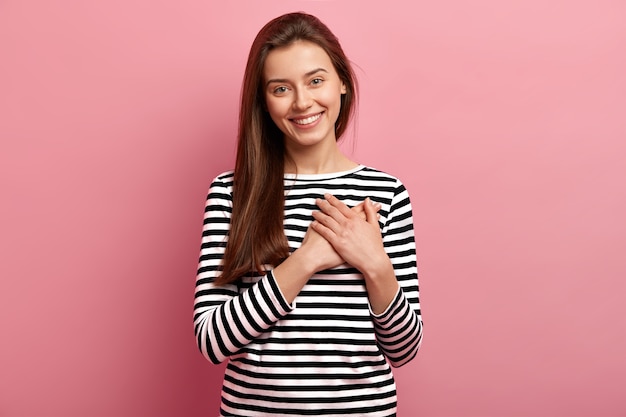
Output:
top-left (266, 68), bottom-right (329, 87)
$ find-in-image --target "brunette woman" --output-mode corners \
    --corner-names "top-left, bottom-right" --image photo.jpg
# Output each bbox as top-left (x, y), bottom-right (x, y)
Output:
top-left (194, 12), bottom-right (423, 417)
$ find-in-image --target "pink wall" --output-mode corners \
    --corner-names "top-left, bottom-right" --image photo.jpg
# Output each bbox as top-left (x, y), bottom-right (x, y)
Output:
top-left (1, 1), bottom-right (624, 416)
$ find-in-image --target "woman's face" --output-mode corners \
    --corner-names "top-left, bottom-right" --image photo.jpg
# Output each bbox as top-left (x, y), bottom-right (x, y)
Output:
top-left (263, 40), bottom-right (347, 153)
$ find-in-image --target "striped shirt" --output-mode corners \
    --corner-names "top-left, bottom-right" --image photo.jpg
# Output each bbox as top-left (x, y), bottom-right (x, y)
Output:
top-left (194, 165), bottom-right (423, 417)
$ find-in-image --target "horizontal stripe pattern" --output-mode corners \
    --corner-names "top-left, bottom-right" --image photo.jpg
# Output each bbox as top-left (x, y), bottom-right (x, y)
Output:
top-left (194, 166), bottom-right (423, 417)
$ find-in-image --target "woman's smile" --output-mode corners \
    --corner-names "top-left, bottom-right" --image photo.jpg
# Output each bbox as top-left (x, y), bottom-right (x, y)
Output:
top-left (291, 112), bottom-right (323, 126)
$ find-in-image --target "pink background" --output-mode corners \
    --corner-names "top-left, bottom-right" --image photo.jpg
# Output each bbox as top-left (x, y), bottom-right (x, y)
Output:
top-left (1, 1), bottom-right (625, 416)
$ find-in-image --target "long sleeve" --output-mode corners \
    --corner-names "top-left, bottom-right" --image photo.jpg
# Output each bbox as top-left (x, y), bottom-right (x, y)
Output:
top-left (371, 181), bottom-right (423, 367)
top-left (193, 174), bottom-right (294, 364)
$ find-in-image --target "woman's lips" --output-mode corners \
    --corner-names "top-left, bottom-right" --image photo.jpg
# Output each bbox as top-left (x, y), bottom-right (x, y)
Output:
top-left (291, 112), bottom-right (323, 126)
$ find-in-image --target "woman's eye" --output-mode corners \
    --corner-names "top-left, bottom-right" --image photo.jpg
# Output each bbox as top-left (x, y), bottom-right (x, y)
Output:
top-left (273, 86), bottom-right (288, 94)
top-left (311, 78), bottom-right (323, 85)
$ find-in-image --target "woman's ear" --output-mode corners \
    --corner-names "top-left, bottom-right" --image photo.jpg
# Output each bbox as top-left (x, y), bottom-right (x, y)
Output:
top-left (341, 82), bottom-right (347, 95)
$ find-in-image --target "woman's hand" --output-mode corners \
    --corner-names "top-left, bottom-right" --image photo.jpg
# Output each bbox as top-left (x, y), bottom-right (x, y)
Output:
top-left (310, 194), bottom-right (390, 278)
top-left (299, 198), bottom-right (381, 273)
top-left (311, 194), bottom-right (399, 314)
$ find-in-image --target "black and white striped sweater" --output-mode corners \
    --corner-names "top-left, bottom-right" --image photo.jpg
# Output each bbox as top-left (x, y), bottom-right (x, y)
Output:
top-left (194, 165), bottom-right (423, 417)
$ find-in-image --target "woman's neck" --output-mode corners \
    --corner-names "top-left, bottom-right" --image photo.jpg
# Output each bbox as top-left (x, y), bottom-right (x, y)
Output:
top-left (284, 142), bottom-right (357, 175)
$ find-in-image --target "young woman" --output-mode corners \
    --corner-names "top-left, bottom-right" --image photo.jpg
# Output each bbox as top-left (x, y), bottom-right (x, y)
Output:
top-left (194, 12), bottom-right (423, 417)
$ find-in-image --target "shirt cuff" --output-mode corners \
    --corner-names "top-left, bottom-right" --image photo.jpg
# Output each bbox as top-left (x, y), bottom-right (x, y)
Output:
top-left (266, 269), bottom-right (296, 312)
top-left (369, 285), bottom-right (403, 321)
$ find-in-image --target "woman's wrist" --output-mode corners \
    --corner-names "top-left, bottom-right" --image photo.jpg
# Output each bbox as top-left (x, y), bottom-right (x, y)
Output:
top-left (362, 254), bottom-right (394, 281)
top-left (363, 259), bottom-right (399, 315)
top-left (287, 247), bottom-right (319, 276)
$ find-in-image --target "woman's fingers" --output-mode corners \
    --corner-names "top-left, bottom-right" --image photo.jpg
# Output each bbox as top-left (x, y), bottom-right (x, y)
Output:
top-left (319, 194), bottom-right (381, 222)
top-left (352, 200), bottom-right (382, 220)
top-left (313, 200), bottom-right (385, 272)
top-left (363, 198), bottom-right (380, 225)
top-left (311, 209), bottom-right (339, 230)
top-left (316, 195), bottom-right (351, 223)
top-left (313, 195), bottom-right (383, 243)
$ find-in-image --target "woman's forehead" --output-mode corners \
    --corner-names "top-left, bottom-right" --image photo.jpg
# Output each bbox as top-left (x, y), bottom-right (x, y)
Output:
top-left (263, 41), bottom-right (335, 81)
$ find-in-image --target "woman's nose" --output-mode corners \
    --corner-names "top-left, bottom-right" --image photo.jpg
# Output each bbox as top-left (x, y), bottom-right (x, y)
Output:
top-left (292, 88), bottom-right (313, 111)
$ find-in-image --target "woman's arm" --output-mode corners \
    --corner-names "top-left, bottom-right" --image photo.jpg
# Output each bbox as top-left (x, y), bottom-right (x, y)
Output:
top-left (194, 175), bottom-right (296, 364)
top-left (310, 183), bottom-right (423, 367)
top-left (194, 175), bottom-right (382, 364)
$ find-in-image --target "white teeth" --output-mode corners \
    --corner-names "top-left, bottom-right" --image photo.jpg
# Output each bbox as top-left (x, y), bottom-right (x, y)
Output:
top-left (293, 113), bottom-right (321, 125)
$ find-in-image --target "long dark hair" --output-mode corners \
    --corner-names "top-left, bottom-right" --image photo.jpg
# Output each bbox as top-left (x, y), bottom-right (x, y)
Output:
top-left (216, 12), bottom-right (358, 285)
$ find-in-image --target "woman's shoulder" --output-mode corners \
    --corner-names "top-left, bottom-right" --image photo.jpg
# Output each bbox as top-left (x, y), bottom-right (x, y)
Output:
top-left (207, 170), bottom-right (235, 194)
top-left (211, 170), bottom-right (235, 184)
top-left (357, 165), bottom-right (406, 186)
top-left (214, 170), bottom-right (235, 181)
